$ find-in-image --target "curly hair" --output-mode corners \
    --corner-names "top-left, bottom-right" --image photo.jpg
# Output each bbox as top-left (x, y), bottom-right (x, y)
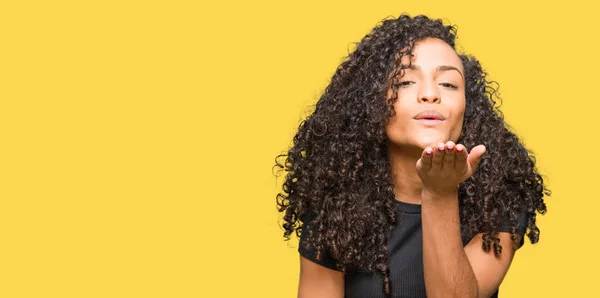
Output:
top-left (274, 13), bottom-right (549, 295)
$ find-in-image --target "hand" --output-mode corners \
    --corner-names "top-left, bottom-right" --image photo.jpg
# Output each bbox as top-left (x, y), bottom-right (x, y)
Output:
top-left (416, 141), bottom-right (486, 195)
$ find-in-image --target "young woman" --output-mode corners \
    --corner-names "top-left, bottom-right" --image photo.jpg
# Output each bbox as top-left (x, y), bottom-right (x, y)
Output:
top-left (275, 14), bottom-right (549, 298)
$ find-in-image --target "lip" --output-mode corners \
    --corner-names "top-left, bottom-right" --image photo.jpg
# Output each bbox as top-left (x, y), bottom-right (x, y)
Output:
top-left (413, 110), bottom-right (446, 121)
top-left (416, 118), bottom-right (444, 126)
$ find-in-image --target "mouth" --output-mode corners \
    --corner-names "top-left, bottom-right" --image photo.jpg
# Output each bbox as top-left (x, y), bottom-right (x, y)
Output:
top-left (413, 110), bottom-right (446, 125)
top-left (415, 118), bottom-right (444, 125)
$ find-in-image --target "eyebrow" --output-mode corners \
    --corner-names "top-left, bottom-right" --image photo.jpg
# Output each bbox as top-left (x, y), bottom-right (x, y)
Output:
top-left (405, 64), bottom-right (464, 79)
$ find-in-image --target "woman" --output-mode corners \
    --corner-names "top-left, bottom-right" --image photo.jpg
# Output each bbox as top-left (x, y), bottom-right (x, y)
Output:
top-left (275, 14), bottom-right (549, 298)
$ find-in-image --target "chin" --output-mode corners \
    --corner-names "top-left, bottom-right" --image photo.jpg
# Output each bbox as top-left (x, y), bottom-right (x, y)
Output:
top-left (387, 131), bottom-right (452, 150)
top-left (388, 139), bottom-right (435, 153)
top-left (414, 135), bottom-right (447, 149)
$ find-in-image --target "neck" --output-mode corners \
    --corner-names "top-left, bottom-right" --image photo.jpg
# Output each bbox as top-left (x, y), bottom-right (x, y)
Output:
top-left (388, 143), bottom-right (425, 205)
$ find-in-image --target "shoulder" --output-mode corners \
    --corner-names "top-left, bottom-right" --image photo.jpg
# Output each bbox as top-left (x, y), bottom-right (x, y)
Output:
top-left (298, 212), bottom-right (342, 271)
top-left (461, 211), bottom-right (531, 248)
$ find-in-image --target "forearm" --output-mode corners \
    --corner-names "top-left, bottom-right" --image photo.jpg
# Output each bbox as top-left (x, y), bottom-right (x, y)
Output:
top-left (421, 188), bottom-right (478, 298)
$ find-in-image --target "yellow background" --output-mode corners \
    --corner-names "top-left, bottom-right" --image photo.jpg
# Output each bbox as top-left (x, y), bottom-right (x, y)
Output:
top-left (0, 0), bottom-right (597, 297)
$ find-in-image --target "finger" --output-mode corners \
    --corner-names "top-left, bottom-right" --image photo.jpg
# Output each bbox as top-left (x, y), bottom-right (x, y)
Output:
top-left (417, 147), bottom-right (434, 171)
top-left (431, 142), bottom-right (446, 171)
top-left (455, 144), bottom-right (468, 174)
top-left (443, 141), bottom-right (456, 170)
top-left (467, 145), bottom-right (487, 171)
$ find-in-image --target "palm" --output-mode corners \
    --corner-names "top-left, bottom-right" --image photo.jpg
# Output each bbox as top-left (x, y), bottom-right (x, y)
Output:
top-left (416, 142), bottom-right (486, 193)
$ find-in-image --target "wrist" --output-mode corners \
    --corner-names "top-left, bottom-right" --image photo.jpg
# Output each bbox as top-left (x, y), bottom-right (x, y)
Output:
top-left (421, 186), bottom-right (459, 200)
top-left (421, 187), bottom-right (460, 219)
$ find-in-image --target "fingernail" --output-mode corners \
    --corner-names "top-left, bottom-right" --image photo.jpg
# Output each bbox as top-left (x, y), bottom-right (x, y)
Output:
top-left (457, 147), bottom-right (463, 152)
top-left (426, 148), bottom-right (432, 155)
top-left (438, 146), bottom-right (445, 151)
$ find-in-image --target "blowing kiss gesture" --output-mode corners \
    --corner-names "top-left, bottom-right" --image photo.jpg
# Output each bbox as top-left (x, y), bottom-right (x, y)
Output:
top-left (416, 141), bottom-right (487, 195)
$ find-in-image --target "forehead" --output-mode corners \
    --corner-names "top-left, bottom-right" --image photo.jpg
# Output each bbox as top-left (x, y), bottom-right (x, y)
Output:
top-left (402, 38), bottom-right (463, 71)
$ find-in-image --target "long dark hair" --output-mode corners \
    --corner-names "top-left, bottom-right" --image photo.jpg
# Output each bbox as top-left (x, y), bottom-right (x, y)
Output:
top-left (274, 13), bottom-right (549, 295)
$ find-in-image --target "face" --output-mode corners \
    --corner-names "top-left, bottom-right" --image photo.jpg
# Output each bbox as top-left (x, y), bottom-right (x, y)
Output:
top-left (385, 37), bottom-right (466, 151)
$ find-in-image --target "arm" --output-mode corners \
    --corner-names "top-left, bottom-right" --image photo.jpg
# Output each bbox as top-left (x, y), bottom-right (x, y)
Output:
top-left (464, 232), bottom-right (519, 297)
top-left (298, 256), bottom-right (344, 298)
top-left (421, 188), bottom-right (478, 297)
top-left (417, 142), bottom-right (520, 298)
top-left (421, 189), bottom-right (518, 298)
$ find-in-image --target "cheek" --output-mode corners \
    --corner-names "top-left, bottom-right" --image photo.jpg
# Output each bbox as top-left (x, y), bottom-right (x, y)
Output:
top-left (385, 103), bottom-right (412, 138)
top-left (391, 92), bottom-right (415, 117)
top-left (389, 101), bottom-right (412, 125)
top-left (450, 101), bottom-right (466, 140)
top-left (450, 121), bottom-right (463, 142)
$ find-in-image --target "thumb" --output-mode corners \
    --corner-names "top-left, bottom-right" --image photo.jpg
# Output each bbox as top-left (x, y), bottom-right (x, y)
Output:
top-left (467, 145), bottom-right (486, 171)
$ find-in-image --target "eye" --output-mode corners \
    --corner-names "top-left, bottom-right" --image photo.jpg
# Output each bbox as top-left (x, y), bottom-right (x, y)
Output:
top-left (440, 83), bottom-right (458, 90)
top-left (394, 81), bottom-right (415, 88)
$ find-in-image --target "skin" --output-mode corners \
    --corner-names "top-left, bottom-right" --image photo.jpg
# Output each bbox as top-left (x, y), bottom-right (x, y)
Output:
top-left (298, 38), bottom-right (520, 298)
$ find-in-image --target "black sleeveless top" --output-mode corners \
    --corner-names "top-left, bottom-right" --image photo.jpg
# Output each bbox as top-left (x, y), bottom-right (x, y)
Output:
top-left (298, 201), bottom-right (529, 298)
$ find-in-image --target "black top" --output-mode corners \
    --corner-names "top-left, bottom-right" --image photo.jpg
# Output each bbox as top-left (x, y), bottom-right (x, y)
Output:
top-left (298, 201), bottom-right (529, 298)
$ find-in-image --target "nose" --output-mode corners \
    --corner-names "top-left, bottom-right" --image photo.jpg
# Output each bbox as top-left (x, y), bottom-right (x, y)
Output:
top-left (417, 81), bottom-right (440, 103)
